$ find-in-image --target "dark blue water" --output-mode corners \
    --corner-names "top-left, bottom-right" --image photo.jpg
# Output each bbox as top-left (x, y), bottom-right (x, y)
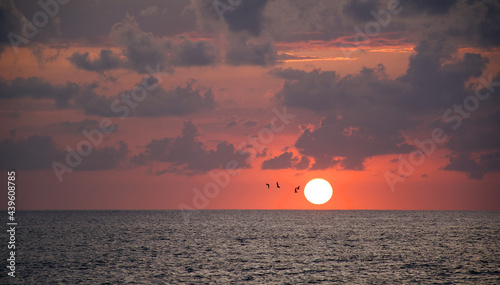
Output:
top-left (1, 210), bottom-right (499, 284)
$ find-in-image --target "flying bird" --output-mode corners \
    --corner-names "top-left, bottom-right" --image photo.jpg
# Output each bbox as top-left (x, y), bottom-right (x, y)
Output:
top-left (266, 183), bottom-right (270, 189)
top-left (276, 182), bottom-right (280, 188)
top-left (294, 186), bottom-right (300, 193)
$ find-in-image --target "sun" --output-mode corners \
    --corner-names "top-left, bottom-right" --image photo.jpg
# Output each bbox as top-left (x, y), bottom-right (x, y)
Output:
top-left (304, 178), bottom-right (333, 205)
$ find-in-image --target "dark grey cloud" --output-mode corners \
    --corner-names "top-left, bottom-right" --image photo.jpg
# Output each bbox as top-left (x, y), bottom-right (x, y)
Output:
top-left (131, 121), bottom-right (250, 175)
top-left (268, 67), bottom-right (308, 80)
top-left (73, 83), bottom-right (118, 117)
top-left (5, 0), bottom-right (196, 45)
top-left (134, 80), bottom-right (216, 117)
top-left (399, 34), bottom-right (489, 110)
top-left (441, 91), bottom-right (500, 179)
top-left (110, 15), bottom-right (170, 73)
top-left (74, 79), bottom-right (216, 117)
top-left (78, 141), bottom-right (129, 171)
top-left (402, 0), bottom-right (458, 15)
top-left (262, 151), bottom-right (296, 169)
top-left (11, 119), bottom-right (107, 135)
top-left (0, 135), bottom-right (64, 170)
top-left (45, 119), bottom-right (104, 133)
top-left (0, 0), bottom-right (23, 45)
top-left (68, 17), bottom-right (218, 73)
top-left (474, 0), bottom-right (500, 47)
top-left (67, 49), bottom-right (127, 72)
top-left (445, 111), bottom-right (500, 154)
top-left (261, 151), bottom-right (311, 170)
top-left (269, 33), bottom-right (494, 172)
top-left (420, 0), bottom-right (500, 48)
top-left (0, 77), bottom-right (79, 108)
top-left (343, 0), bottom-right (380, 21)
top-left (270, 32), bottom-right (491, 170)
top-left (243, 120), bottom-right (257, 127)
top-left (274, 35), bottom-right (489, 114)
top-left (223, 0), bottom-right (270, 36)
top-left (0, 111), bottom-right (21, 118)
top-left (0, 135), bottom-right (128, 171)
top-left (170, 39), bottom-right (219, 67)
top-left (3, 0), bottom-right (500, 56)
top-left (264, 0), bottom-right (498, 49)
top-left (193, 0), bottom-right (269, 37)
top-left (226, 120), bottom-right (237, 128)
top-left (225, 39), bottom-right (277, 66)
top-left (0, 76), bottom-right (216, 118)
top-left (294, 156), bottom-right (310, 170)
top-left (295, 115), bottom-right (413, 170)
top-left (191, 0), bottom-right (279, 67)
top-left (444, 151), bottom-right (500, 179)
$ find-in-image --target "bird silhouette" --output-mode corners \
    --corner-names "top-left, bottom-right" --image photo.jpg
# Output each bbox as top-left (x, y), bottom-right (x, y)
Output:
top-left (276, 182), bottom-right (280, 188)
top-left (266, 183), bottom-right (270, 189)
top-left (294, 186), bottom-right (300, 193)
top-left (297, 186), bottom-right (300, 190)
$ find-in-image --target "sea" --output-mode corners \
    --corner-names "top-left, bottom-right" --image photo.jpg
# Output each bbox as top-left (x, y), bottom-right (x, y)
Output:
top-left (1, 210), bottom-right (499, 284)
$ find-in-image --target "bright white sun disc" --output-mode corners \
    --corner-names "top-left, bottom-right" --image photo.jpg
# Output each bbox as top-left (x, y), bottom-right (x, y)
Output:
top-left (304, 178), bottom-right (333, 205)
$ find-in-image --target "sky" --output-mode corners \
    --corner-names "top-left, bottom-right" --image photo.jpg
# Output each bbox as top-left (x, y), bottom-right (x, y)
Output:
top-left (0, 0), bottom-right (499, 210)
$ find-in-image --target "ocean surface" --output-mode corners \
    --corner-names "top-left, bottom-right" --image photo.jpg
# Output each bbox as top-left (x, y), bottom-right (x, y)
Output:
top-left (1, 210), bottom-right (499, 284)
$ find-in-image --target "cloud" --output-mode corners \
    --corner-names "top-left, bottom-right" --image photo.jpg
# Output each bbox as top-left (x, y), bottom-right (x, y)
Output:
top-left (295, 115), bottom-right (413, 170)
top-left (74, 79), bottom-right (216, 117)
top-left (444, 151), bottom-right (500, 179)
top-left (67, 16), bottom-right (218, 73)
top-left (110, 15), bottom-right (170, 73)
top-left (73, 83), bottom-right (118, 117)
top-left (268, 32), bottom-right (492, 170)
top-left (0, 77), bottom-right (80, 108)
top-left (0, 0), bottom-right (23, 46)
top-left (2, 0), bottom-right (196, 48)
top-left (268, 67), bottom-right (308, 80)
top-left (261, 151), bottom-right (311, 170)
top-left (68, 49), bottom-right (127, 72)
top-left (0, 135), bottom-right (64, 170)
top-left (77, 141), bottom-right (129, 171)
top-left (170, 39), bottom-right (219, 67)
top-left (139, 5), bottom-right (160, 17)
top-left (226, 120), bottom-right (237, 128)
top-left (222, 0), bottom-right (270, 36)
top-left (192, 0), bottom-right (270, 37)
top-left (243, 120), bottom-right (258, 127)
top-left (295, 156), bottom-right (310, 170)
top-left (131, 121), bottom-right (250, 175)
top-left (342, 0), bottom-right (380, 22)
top-left (402, 0), bottom-right (458, 15)
top-left (272, 66), bottom-right (415, 170)
top-left (399, 34), bottom-right (489, 110)
top-left (0, 76), bottom-right (216, 118)
top-left (262, 151), bottom-right (296, 169)
top-left (0, 135), bottom-right (128, 171)
top-left (445, 110), bottom-right (500, 154)
top-left (225, 38), bottom-right (277, 66)
top-left (441, 101), bottom-right (500, 179)
top-left (134, 80), bottom-right (216, 117)
top-left (11, 119), bottom-right (107, 135)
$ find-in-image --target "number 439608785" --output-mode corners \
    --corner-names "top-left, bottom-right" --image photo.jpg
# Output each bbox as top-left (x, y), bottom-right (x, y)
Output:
top-left (7, 171), bottom-right (16, 221)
